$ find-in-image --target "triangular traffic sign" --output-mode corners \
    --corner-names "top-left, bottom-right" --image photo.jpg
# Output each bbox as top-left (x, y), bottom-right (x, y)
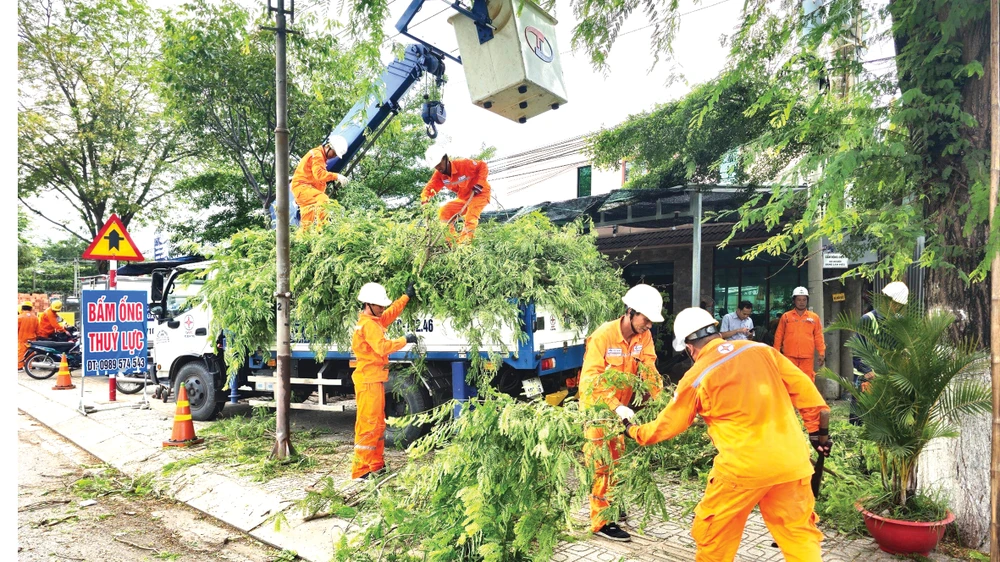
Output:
top-left (82, 214), bottom-right (145, 262)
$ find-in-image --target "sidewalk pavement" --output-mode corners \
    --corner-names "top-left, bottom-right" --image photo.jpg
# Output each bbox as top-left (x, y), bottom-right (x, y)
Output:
top-left (17, 371), bottom-right (963, 562)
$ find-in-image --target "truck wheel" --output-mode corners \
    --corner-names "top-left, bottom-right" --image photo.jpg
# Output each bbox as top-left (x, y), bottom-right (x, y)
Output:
top-left (384, 372), bottom-right (431, 448)
top-left (175, 362), bottom-right (219, 421)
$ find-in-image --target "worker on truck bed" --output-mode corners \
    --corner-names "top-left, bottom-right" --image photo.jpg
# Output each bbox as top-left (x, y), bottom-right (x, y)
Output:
top-left (291, 135), bottom-right (350, 226)
top-left (773, 286), bottom-right (826, 381)
top-left (18, 301), bottom-right (39, 370)
top-left (623, 307), bottom-right (832, 561)
top-left (421, 154), bottom-right (491, 242)
top-left (579, 283), bottom-right (665, 542)
top-left (350, 281), bottom-right (418, 480)
top-left (37, 300), bottom-right (68, 340)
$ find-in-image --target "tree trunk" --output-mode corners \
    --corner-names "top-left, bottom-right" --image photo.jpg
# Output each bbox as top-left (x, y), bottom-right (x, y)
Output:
top-left (893, 2), bottom-right (994, 347)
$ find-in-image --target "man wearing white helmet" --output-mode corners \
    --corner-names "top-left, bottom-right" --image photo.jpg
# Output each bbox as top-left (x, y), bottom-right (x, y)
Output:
top-left (624, 307), bottom-right (831, 560)
top-left (350, 281), bottom-right (417, 480)
top-left (290, 136), bottom-right (350, 226)
top-left (849, 281), bottom-right (908, 426)
top-left (579, 284), bottom-right (665, 542)
top-left (773, 286), bottom-right (826, 382)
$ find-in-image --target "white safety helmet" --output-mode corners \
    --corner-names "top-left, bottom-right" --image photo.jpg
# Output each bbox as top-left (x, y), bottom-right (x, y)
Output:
top-left (357, 282), bottom-right (392, 307)
top-left (792, 286), bottom-right (809, 297)
top-left (672, 307), bottom-right (720, 351)
top-left (882, 281), bottom-right (909, 305)
top-left (326, 135), bottom-right (349, 158)
top-left (621, 284), bottom-right (664, 323)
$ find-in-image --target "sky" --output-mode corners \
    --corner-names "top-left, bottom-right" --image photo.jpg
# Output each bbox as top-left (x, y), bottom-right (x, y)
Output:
top-left (19, 0), bottom-right (742, 256)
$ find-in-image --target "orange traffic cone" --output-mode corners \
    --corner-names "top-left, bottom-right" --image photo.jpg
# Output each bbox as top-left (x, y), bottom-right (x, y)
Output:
top-left (163, 383), bottom-right (204, 448)
top-left (52, 354), bottom-right (76, 390)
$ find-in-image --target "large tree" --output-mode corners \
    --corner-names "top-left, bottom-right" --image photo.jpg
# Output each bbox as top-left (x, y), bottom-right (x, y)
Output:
top-left (18, 0), bottom-right (193, 242)
top-left (581, 0), bottom-right (995, 346)
top-left (157, 0), bottom-right (366, 209)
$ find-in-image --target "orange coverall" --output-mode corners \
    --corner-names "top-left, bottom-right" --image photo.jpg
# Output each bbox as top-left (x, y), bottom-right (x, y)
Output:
top-left (18, 310), bottom-right (39, 369)
top-left (579, 317), bottom-right (662, 532)
top-left (773, 309), bottom-right (826, 380)
top-left (37, 308), bottom-right (67, 340)
top-left (350, 294), bottom-right (410, 479)
top-left (291, 145), bottom-right (344, 226)
top-left (420, 158), bottom-right (491, 241)
top-left (627, 338), bottom-right (829, 562)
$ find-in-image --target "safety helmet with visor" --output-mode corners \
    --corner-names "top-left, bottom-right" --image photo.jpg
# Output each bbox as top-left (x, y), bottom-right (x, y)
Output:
top-left (324, 135), bottom-right (349, 159)
top-left (672, 307), bottom-right (720, 352)
top-left (882, 281), bottom-right (908, 305)
top-left (357, 282), bottom-right (392, 307)
top-left (621, 284), bottom-right (664, 322)
top-left (51, 300), bottom-right (63, 312)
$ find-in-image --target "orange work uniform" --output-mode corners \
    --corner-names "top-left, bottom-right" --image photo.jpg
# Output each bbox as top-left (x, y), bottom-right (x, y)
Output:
top-left (421, 158), bottom-right (491, 241)
top-left (350, 294), bottom-right (410, 479)
top-left (627, 338), bottom-right (829, 562)
top-left (291, 145), bottom-right (344, 226)
top-left (37, 308), bottom-right (67, 340)
top-left (773, 309), bottom-right (825, 380)
top-left (579, 317), bottom-right (662, 532)
top-left (18, 310), bottom-right (39, 369)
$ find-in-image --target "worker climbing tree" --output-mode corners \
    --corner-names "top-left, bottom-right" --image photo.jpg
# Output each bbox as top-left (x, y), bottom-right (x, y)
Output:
top-left (421, 154), bottom-right (491, 242)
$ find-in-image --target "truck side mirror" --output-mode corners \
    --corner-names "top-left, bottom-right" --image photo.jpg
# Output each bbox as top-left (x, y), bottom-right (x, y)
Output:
top-left (151, 272), bottom-right (164, 302)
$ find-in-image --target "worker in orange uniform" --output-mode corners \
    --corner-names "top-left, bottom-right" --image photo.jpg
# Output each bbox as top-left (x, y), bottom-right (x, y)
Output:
top-left (350, 281), bottom-right (418, 480)
top-left (624, 307), bottom-right (832, 561)
top-left (579, 284), bottom-right (665, 542)
top-left (291, 135), bottom-right (350, 226)
top-left (18, 301), bottom-right (39, 370)
top-left (37, 300), bottom-right (68, 340)
top-left (773, 287), bottom-right (826, 381)
top-left (421, 154), bottom-right (491, 242)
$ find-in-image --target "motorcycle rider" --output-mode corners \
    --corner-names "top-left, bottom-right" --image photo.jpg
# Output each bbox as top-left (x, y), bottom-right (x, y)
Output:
top-left (38, 300), bottom-right (69, 340)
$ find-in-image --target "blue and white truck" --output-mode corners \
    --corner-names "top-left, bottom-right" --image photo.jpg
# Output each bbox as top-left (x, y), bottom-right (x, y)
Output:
top-left (148, 259), bottom-right (586, 445)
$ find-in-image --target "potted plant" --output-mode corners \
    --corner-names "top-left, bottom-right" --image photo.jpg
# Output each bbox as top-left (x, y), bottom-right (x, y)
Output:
top-left (824, 294), bottom-right (990, 556)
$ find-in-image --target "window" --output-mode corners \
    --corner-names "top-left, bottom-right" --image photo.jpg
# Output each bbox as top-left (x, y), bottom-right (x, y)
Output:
top-left (577, 165), bottom-right (592, 197)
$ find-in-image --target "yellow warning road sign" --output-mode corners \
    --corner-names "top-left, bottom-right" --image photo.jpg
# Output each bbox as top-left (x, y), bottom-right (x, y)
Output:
top-left (82, 214), bottom-right (145, 262)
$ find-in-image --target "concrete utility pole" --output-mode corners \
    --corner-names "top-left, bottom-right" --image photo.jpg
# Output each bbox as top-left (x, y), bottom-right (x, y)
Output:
top-left (988, 0), bottom-right (998, 558)
top-left (268, 0), bottom-right (295, 460)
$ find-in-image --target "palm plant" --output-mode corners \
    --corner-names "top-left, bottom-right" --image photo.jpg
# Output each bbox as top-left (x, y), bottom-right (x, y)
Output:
top-left (823, 295), bottom-right (990, 513)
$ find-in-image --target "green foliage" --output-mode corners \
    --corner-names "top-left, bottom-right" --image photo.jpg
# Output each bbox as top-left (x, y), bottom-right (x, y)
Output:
top-left (823, 295), bottom-right (990, 514)
top-left (18, 236), bottom-right (100, 295)
top-left (170, 169), bottom-right (270, 245)
top-left (203, 207), bottom-right (626, 384)
top-left (160, 407), bottom-right (338, 482)
top-left (72, 466), bottom-right (163, 499)
top-left (18, 0), bottom-right (192, 241)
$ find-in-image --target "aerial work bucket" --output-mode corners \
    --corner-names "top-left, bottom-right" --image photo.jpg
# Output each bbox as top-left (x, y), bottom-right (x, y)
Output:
top-left (449, 0), bottom-right (568, 124)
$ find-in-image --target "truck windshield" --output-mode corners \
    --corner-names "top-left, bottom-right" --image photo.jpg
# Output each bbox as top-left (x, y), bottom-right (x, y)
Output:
top-left (166, 278), bottom-right (205, 315)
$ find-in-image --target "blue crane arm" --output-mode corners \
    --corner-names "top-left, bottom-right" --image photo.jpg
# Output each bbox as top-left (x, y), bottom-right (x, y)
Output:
top-left (325, 43), bottom-right (447, 175)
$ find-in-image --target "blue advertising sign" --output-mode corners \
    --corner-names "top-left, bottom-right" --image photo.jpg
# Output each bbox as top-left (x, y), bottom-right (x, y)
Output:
top-left (81, 290), bottom-right (148, 377)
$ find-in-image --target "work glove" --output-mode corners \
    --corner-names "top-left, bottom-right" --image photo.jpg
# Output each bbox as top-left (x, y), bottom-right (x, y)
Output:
top-left (404, 333), bottom-right (418, 344)
top-left (622, 417), bottom-right (636, 439)
top-left (614, 405), bottom-right (635, 421)
top-left (809, 430), bottom-right (833, 458)
top-left (336, 174), bottom-right (350, 186)
top-left (473, 184), bottom-right (484, 196)
top-left (405, 282), bottom-right (416, 299)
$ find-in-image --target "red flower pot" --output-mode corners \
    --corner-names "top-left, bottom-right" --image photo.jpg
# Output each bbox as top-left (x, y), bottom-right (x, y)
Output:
top-left (855, 503), bottom-right (955, 556)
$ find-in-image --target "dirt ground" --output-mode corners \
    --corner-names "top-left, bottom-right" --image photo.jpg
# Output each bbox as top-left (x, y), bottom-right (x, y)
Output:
top-left (17, 411), bottom-right (290, 562)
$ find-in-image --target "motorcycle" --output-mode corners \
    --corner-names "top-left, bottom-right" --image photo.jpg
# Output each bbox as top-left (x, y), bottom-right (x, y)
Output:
top-left (23, 327), bottom-right (81, 380)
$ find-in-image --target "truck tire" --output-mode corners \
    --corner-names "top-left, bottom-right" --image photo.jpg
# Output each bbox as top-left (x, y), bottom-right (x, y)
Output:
top-left (384, 372), bottom-right (432, 448)
top-left (175, 362), bottom-right (220, 421)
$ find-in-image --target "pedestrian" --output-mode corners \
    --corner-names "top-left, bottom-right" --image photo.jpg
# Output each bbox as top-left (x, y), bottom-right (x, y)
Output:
top-left (421, 154), bottom-right (491, 242)
top-left (849, 281), bottom-right (908, 426)
top-left (37, 300), bottom-right (68, 340)
top-left (579, 283), bottom-right (665, 542)
top-left (623, 307), bottom-right (832, 561)
top-left (719, 300), bottom-right (754, 341)
top-left (291, 136), bottom-right (350, 226)
top-left (350, 281), bottom-right (417, 480)
top-left (18, 301), bottom-right (39, 370)
top-left (773, 287), bottom-right (826, 381)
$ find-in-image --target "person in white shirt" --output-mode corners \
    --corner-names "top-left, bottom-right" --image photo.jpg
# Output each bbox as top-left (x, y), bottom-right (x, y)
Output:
top-left (720, 301), bottom-right (754, 340)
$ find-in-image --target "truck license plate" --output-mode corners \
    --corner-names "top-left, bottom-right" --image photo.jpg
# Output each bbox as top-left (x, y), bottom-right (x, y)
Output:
top-left (521, 377), bottom-right (544, 399)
